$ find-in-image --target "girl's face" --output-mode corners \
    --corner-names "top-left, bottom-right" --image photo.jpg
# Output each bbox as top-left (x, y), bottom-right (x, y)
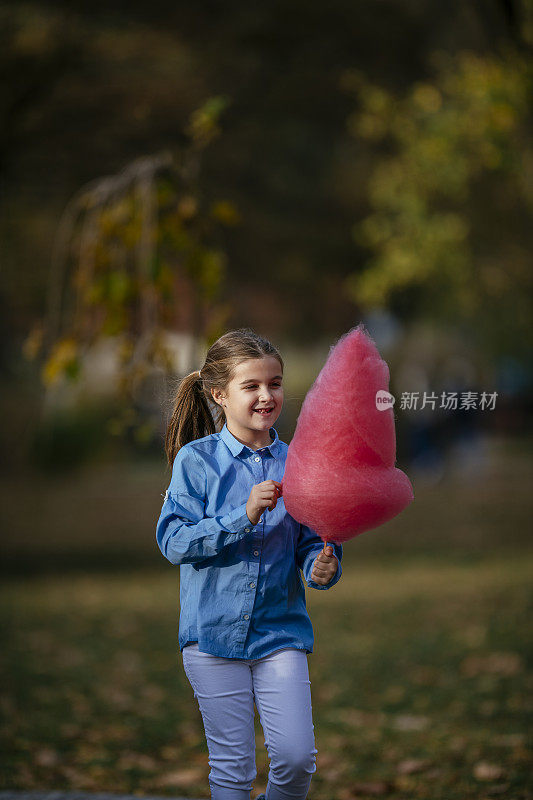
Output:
top-left (211, 357), bottom-right (284, 445)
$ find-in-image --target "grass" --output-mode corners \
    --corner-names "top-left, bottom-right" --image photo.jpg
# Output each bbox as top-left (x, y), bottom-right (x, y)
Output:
top-left (1, 557), bottom-right (531, 799)
top-left (0, 435), bottom-right (532, 799)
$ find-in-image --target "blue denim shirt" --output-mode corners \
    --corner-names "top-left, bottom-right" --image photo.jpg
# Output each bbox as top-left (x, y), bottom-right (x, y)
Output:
top-left (155, 422), bottom-right (343, 659)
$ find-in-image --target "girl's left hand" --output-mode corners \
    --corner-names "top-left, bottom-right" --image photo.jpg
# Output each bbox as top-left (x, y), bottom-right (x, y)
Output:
top-left (310, 546), bottom-right (338, 585)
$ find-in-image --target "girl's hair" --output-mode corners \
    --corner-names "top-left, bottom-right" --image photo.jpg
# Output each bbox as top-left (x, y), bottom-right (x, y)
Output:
top-left (164, 327), bottom-right (284, 467)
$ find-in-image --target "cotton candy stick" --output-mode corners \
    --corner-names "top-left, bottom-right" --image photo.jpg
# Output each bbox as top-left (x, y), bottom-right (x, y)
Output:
top-left (281, 323), bottom-right (414, 545)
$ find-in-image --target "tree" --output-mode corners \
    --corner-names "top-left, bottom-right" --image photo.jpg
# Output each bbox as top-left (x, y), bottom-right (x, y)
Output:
top-left (343, 50), bottom-right (532, 361)
top-left (23, 97), bottom-right (239, 443)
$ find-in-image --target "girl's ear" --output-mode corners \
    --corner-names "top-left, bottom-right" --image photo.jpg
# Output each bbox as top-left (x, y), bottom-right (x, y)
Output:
top-left (211, 387), bottom-right (225, 407)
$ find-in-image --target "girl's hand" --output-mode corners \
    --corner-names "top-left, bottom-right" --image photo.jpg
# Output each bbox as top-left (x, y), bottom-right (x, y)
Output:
top-left (310, 546), bottom-right (338, 585)
top-left (246, 480), bottom-right (283, 526)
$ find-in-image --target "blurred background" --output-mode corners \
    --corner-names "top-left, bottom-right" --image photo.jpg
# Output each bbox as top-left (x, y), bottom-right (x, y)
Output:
top-left (1, 2), bottom-right (532, 799)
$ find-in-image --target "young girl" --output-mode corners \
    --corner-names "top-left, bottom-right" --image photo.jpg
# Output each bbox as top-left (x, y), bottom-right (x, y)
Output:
top-left (156, 328), bottom-right (343, 800)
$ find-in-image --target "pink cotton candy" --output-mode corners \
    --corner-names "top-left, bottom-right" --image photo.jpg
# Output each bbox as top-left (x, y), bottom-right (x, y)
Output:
top-left (281, 323), bottom-right (414, 544)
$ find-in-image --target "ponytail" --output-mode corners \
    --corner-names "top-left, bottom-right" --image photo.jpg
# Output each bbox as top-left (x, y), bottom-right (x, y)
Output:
top-left (164, 371), bottom-right (217, 467)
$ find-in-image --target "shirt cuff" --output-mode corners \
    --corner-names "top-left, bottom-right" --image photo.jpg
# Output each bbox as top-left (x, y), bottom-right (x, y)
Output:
top-left (220, 502), bottom-right (257, 534)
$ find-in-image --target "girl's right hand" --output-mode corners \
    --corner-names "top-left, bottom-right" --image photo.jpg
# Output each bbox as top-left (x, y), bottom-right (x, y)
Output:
top-left (246, 480), bottom-right (283, 525)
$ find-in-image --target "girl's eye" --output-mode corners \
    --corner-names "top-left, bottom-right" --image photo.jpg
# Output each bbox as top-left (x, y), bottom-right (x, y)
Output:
top-left (244, 383), bottom-right (282, 389)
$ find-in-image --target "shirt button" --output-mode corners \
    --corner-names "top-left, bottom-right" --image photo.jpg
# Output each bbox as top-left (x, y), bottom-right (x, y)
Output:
top-left (254, 456), bottom-right (261, 462)
top-left (244, 527), bottom-right (251, 532)
top-left (244, 614), bottom-right (249, 620)
top-left (253, 550), bottom-right (259, 556)
top-left (249, 581), bottom-right (255, 588)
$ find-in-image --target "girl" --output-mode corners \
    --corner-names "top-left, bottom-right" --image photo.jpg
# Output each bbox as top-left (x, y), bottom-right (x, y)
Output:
top-left (156, 328), bottom-right (343, 800)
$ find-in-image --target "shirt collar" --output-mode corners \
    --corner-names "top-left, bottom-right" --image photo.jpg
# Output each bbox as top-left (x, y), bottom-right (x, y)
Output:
top-left (220, 421), bottom-right (281, 458)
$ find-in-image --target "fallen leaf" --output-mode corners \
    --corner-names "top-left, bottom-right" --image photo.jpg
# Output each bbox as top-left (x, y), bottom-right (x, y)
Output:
top-left (319, 751), bottom-right (341, 767)
top-left (391, 714), bottom-right (430, 731)
top-left (155, 766), bottom-right (205, 787)
top-left (58, 765), bottom-right (89, 787)
top-left (35, 748), bottom-right (60, 767)
top-left (337, 790), bottom-right (356, 800)
top-left (160, 745), bottom-right (180, 760)
top-left (117, 752), bottom-right (158, 770)
top-left (396, 758), bottom-right (432, 774)
top-left (323, 767), bottom-right (345, 781)
top-left (337, 708), bottom-right (385, 728)
top-left (473, 761), bottom-right (505, 781)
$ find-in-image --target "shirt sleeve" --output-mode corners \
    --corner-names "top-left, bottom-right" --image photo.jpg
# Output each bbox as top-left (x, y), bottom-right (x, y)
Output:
top-left (296, 523), bottom-right (343, 590)
top-left (155, 445), bottom-right (255, 566)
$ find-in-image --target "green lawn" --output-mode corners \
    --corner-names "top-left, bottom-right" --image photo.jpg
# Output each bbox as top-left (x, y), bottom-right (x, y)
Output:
top-left (1, 554), bottom-right (531, 799)
top-left (1, 436), bottom-right (532, 799)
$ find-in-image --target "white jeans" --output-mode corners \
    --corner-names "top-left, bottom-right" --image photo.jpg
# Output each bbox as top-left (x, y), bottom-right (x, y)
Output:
top-left (181, 643), bottom-right (318, 800)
